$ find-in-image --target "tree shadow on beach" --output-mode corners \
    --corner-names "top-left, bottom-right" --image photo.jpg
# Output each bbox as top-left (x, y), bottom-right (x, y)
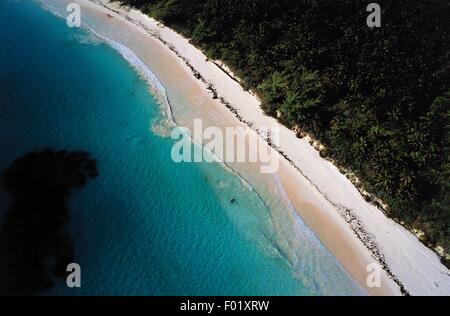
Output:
top-left (0, 149), bottom-right (98, 295)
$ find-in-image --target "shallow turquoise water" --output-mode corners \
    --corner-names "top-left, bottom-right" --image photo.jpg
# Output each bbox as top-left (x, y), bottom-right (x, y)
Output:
top-left (0, 0), bottom-right (363, 295)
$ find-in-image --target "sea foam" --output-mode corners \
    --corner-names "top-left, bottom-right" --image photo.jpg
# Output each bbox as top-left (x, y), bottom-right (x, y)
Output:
top-left (33, 0), bottom-right (365, 296)
top-left (36, 0), bottom-right (176, 136)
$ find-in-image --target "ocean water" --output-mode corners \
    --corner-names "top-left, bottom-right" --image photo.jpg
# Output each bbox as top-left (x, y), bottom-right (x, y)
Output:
top-left (0, 0), bottom-right (364, 295)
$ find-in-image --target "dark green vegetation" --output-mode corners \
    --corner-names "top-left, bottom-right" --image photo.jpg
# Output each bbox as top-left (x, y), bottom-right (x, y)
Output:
top-left (117, 1), bottom-right (450, 264)
top-left (0, 150), bottom-right (98, 295)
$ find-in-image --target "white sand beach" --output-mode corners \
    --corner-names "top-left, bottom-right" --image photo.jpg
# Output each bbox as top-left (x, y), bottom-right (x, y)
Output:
top-left (54, 0), bottom-right (450, 295)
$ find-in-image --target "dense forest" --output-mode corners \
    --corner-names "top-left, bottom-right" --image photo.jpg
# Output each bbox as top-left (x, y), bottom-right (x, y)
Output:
top-left (116, 0), bottom-right (450, 265)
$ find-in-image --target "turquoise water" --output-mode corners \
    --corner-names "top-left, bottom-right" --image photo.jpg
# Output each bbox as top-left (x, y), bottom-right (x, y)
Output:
top-left (0, 0), bottom-right (363, 295)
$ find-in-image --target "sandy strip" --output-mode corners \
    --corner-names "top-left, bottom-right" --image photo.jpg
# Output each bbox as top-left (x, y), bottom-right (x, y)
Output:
top-left (59, 0), bottom-right (449, 295)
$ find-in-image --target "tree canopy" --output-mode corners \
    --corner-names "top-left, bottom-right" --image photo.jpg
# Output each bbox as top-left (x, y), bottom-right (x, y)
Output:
top-left (117, 0), bottom-right (450, 265)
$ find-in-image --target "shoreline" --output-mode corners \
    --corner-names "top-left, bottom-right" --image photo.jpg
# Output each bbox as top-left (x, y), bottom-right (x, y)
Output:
top-left (51, 0), bottom-right (449, 295)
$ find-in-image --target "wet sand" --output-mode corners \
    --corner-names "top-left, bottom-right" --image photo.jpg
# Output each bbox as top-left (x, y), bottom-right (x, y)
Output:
top-left (42, 0), bottom-right (450, 295)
